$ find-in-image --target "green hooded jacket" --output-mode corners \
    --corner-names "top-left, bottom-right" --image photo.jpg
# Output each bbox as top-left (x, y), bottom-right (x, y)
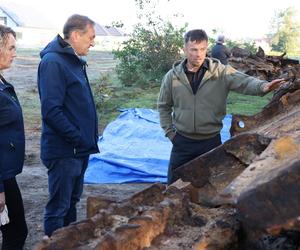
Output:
top-left (157, 57), bottom-right (268, 140)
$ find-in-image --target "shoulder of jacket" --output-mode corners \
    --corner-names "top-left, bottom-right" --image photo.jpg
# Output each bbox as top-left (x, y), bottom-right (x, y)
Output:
top-left (207, 57), bottom-right (220, 65)
top-left (163, 68), bottom-right (175, 80)
top-left (166, 68), bottom-right (182, 84)
top-left (41, 51), bottom-right (62, 62)
top-left (206, 57), bottom-right (223, 71)
top-left (40, 51), bottom-right (77, 67)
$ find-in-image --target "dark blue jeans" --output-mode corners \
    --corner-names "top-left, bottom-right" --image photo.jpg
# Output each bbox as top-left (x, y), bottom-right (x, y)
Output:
top-left (168, 133), bottom-right (221, 185)
top-left (42, 156), bottom-right (89, 237)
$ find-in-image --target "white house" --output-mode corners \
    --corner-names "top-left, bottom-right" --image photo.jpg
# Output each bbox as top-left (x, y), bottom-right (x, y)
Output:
top-left (0, 3), bottom-right (58, 48)
top-left (0, 2), bottom-right (129, 50)
top-left (94, 23), bottom-right (128, 51)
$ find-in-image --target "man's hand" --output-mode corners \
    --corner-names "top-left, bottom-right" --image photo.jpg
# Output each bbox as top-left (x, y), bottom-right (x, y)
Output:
top-left (263, 78), bottom-right (286, 93)
top-left (167, 131), bottom-right (176, 143)
top-left (0, 192), bottom-right (5, 213)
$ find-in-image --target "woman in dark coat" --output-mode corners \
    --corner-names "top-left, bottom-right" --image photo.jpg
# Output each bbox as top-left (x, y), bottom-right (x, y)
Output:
top-left (0, 25), bottom-right (28, 249)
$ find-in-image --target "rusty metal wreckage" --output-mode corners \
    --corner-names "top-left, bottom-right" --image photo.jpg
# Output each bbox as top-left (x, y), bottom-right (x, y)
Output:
top-left (36, 48), bottom-right (300, 250)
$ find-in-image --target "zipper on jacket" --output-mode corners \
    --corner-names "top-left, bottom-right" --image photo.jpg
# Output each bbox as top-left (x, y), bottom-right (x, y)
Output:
top-left (10, 142), bottom-right (15, 150)
top-left (193, 95), bottom-right (196, 132)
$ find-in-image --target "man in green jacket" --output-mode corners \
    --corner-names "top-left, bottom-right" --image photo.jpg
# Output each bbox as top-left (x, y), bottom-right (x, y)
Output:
top-left (158, 29), bottom-right (285, 185)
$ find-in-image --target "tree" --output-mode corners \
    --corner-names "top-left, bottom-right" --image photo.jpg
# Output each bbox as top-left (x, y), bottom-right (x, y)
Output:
top-left (269, 7), bottom-right (300, 56)
top-left (113, 0), bottom-right (187, 86)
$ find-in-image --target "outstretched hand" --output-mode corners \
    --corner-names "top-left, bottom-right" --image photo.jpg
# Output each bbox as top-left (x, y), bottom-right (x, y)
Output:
top-left (263, 78), bottom-right (286, 93)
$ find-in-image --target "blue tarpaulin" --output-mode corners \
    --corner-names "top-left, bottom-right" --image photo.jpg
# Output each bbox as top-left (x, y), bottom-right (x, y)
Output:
top-left (84, 108), bottom-right (232, 184)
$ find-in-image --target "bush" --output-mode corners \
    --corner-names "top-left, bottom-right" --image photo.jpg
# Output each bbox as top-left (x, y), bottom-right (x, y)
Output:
top-left (113, 1), bottom-right (186, 87)
top-left (91, 74), bottom-right (114, 111)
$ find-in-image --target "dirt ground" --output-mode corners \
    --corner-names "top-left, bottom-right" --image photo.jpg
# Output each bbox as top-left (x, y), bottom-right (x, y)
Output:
top-left (1, 49), bottom-right (151, 249)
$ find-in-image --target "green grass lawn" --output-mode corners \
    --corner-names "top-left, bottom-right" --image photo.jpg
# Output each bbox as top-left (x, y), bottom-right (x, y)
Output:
top-left (93, 84), bottom-right (160, 131)
top-left (21, 90), bottom-right (41, 126)
top-left (227, 92), bottom-right (272, 115)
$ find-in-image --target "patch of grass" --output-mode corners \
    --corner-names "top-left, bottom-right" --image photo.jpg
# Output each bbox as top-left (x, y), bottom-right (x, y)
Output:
top-left (16, 48), bottom-right (40, 57)
top-left (20, 90), bottom-right (41, 123)
top-left (93, 83), bottom-right (160, 131)
top-left (121, 86), bottom-right (159, 109)
top-left (227, 92), bottom-right (272, 115)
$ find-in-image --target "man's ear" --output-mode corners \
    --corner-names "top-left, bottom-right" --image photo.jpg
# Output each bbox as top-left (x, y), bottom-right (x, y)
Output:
top-left (70, 30), bottom-right (80, 42)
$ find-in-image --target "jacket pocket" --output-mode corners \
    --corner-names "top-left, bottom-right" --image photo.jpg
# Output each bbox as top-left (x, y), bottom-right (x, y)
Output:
top-left (174, 108), bottom-right (194, 133)
top-left (0, 140), bottom-right (25, 175)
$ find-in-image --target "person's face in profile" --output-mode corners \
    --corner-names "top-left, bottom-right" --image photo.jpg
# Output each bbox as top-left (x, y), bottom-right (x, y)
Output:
top-left (72, 24), bottom-right (95, 56)
top-left (184, 40), bottom-right (208, 68)
top-left (0, 33), bottom-right (16, 70)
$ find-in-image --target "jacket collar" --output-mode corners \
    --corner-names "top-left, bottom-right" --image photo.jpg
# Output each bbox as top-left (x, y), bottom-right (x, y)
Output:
top-left (40, 35), bottom-right (87, 66)
top-left (183, 58), bottom-right (209, 73)
top-left (0, 74), bottom-right (13, 91)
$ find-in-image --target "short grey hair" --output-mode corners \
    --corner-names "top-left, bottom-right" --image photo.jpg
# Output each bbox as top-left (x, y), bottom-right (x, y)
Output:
top-left (63, 14), bottom-right (95, 39)
top-left (217, 35), bottom-right (225, 43)
top-left (0, 25), bottom-right (16, 47)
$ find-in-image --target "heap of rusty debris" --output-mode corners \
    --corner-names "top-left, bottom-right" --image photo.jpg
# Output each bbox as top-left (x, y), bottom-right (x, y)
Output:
top-left (36, 48), bottom-right (300, 250)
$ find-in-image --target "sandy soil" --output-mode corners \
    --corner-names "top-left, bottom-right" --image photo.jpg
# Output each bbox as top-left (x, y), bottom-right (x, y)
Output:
top-left (1, 50), bottom-right (150, 249)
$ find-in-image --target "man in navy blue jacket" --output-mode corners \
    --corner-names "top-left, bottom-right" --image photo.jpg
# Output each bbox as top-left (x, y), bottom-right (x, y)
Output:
top-left (37, 14), bottom-right (99, 237)
top-left (211, 35), bottom-right (231, 65)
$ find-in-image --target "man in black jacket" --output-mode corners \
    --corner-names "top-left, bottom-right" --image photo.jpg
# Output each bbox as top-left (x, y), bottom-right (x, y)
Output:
top-left (211, 35), bottom-right (231, 65)
top-left (37, 14), bottom-right (99, 237)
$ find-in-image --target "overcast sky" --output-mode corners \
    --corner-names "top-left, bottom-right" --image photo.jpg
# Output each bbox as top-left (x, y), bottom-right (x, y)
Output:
top-left (1, 0), bottom-right (299, 39)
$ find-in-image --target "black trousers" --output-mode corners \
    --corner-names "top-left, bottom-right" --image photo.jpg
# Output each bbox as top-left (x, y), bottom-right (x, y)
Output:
top-left (0, 177), bottom-right (28, 250)
top-left (168, 133), bottom-right (221, 185)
